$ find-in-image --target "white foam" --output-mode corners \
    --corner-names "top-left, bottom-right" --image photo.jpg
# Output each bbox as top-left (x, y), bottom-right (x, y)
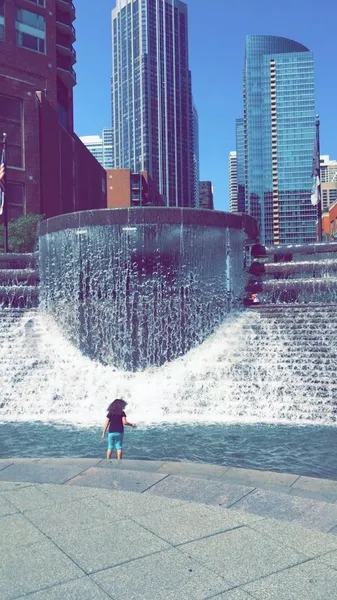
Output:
top-left (1, 309), bottom-right (336, 426)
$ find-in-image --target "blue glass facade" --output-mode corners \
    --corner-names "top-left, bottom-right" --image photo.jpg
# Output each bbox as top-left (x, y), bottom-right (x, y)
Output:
top-left (192, 102), bottom-right (200, 207)
top-left (244, 35), bottom-right (316, 244)
top-left (111, 0), bottom-right (194, 207)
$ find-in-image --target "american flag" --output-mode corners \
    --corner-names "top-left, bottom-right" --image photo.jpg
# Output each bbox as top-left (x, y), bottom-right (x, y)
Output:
top-left (0, 133), bottom-right (6, 216)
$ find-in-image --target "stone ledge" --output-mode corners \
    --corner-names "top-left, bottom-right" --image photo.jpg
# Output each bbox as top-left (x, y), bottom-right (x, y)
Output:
top-left (0, 458), bottom-right (335, 501)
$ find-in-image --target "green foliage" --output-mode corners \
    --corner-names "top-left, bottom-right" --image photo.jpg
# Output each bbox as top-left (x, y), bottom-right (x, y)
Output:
top-left (0, 214), bottom-right (44, 253)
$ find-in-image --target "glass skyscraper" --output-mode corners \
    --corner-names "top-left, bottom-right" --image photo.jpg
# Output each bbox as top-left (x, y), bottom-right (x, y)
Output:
top-left (244, 35), bottom-right (316, 244)
top-left (192, 102), bottom-right (200, 207)
top-left (111, 0), bottom-right (194, 207)
top-left (80, 129), bottom-right (113, 169)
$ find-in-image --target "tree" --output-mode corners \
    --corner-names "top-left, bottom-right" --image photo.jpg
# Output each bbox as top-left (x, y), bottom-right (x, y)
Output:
top-left (0, 214), bottom-right (44, 253)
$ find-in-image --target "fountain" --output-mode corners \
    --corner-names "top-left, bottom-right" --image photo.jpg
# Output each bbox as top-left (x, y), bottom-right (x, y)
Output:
top-left (1, 209), bottom-right (337, 477)
top-left (39, 208), bottom-right (257, 370)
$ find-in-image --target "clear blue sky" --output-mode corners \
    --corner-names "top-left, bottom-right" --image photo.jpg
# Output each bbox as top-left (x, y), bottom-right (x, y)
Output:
top-left (74, 0), bottom-right (336, 211)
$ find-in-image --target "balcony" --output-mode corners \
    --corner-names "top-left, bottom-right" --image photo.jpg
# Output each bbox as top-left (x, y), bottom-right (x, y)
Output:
top-left (56, 32), bottom-right (76, 63)
top-left (56, 0), bottom-right (76, 21)
top-left (57, 56), bottom-right (77, 88)
top-left (56, 11), bottom-right (76, 41)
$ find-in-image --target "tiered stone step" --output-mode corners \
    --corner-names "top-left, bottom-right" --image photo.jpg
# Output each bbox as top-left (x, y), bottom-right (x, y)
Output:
top-left (0, 253), bottom-right (39, 308)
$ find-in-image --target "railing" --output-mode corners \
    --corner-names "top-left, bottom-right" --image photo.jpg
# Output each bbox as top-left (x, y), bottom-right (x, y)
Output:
top-left (56, 0), bottom-right (76, 18)
top-left (56, 11), bottom-right (76, 39)
top-left (56, 32), bottom-right (76, 60)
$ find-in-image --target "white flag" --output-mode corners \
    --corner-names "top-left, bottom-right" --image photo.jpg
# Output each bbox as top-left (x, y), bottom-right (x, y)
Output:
top-left (311, 175), bottom-right (320, 206)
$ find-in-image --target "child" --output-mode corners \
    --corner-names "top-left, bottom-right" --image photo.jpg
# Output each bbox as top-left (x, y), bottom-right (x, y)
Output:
top-left (102, 399), bottom-right (136, 460)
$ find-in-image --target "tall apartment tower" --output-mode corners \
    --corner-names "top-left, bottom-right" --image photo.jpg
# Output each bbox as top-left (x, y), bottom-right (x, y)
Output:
top-left (192, 103), bottom-right (200, 208)
top-left (80, 129), bottom-right (113, 169)
top-left (229, 151), bottom-right (238, 212)
top-left (235, 117), bottom-right (245, 213)
top-left (199, 181), bottom-right (214, 210)
top-left (320, 155), bottom-right (337, 211)
top-left (111, 0), bottom-right (194, 207)
top-left (244, 35), bottom-right (316, 245)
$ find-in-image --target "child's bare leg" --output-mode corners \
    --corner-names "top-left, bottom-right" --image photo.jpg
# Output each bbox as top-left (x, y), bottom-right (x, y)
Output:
top-left (116, 449), bottom-right (123, 460)
top-left (107, 449), bottom-right (112, 460)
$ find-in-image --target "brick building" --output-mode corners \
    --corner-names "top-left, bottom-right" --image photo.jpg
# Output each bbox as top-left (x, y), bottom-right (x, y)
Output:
top-left (199, 181), bottom-right (214, 210)
top-left (0, 0), bottom-right (106, 221)
top-left (107, 170), bottom-right (165, 209)
top-left (321, 201), bottom-right (337, 240)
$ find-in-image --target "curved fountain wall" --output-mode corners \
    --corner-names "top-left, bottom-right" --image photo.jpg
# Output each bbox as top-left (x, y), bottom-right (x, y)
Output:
top-left (39, 208), bottom-right (257, 370)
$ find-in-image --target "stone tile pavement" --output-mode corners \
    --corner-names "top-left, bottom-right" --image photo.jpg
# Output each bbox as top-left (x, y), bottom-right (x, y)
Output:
top-left (0, 458), bottom-right (337, 598)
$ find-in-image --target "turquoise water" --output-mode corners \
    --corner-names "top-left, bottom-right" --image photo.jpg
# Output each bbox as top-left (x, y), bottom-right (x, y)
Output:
top-left (1, 422), bottom-right (336, 480)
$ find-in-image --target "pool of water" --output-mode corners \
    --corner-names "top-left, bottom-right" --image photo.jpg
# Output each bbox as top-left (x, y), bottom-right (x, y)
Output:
top-left (1, 422), bottom-right (337, 480)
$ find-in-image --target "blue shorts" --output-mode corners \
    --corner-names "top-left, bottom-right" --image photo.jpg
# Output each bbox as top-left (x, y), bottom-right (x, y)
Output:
top-left (108, 432), bottom-right (124, 451)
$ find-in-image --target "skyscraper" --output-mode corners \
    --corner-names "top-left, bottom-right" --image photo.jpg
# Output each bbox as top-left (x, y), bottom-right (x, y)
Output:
top-left (80, 129), bottom-right (113, 169)
top-left (229, 151), bottom-right (238, 212)
top-left (111, 0), bottom-right (194, 207)
top-left (244, 35), bottom-right (316, 245)
top-left (199, 181), bottom-right (214, 210)
top-left (320, 155), bottom-right (337, 212)
top-left (192, 103), bottom-right (200, 207)
top-left (235, 117), bottom-right (245, 213)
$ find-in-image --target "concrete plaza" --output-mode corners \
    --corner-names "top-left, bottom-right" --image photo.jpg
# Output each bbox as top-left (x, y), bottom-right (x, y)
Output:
top-left (1, 458), bottom-right (337, 599)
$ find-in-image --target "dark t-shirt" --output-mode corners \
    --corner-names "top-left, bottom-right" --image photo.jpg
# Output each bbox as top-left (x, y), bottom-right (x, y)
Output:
top-left (107, 410), bottom-right (126, 433)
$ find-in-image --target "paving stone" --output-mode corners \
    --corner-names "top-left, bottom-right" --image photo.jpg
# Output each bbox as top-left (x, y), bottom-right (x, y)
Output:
top-left (50, 518), bottom-right (170, 574)
top-left (92, 547), bottom-right (231, 599)
top-left (145, 474), bottom-right (254, 506)
top-left (179, 526), bottom-right (306, 585)
top-left (134, 502), bottom-right (260, 545)
top-left (223, 467), bottom-right (299, 487)
top-left (0, 461), bottom-right (92, 484)
top-left (1, 485), bottom-right (66, 512)
top-left (14, 577), bottom-right (113, 599)
top-left (67, 466), bottom-right (167, 492)
top-left (231, 488), bottom-right (337, 532)
top-left (99, 459), bottom-right (164, 472)
top-left (250, 517), bottom-right (337, 556)
top-left (0, 513), bottom-right (46, 549)
top-left (158, 461), bottom-right (229, 479)
top-left (0, 539), bottom-right (83, 598)
top-left (316, 549), bottom-right (337, 570)
top-left (289, 487), bottom-right (337, 504)
top-left (0, 460), bottom-right (13, 472)
top-left (38, 457), bottom-right (101, 469)
top-left (24, 496), bottom-right (121, 536)
top-left (94, 487), bottom-right (183, 517)
top-left (243, 558), bottom-right (337, 599)
top-left (0, 493), bottom-right (19, 516)
top-left (293, 476), bottom-right (337, 496)
top-left (36, 483), bottom-right (99, 503)
top-left (214, 590), bottom-right (255, 599)
top-left (0, 481), bottom-right (34, 491)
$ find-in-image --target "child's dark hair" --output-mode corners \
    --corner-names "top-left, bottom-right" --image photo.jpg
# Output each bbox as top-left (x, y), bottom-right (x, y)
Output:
top-left (107, 399), bottom-right (127, 414)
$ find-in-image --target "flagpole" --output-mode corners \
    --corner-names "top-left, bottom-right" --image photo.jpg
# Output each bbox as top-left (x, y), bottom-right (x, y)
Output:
top-left (315, 116), bottom-right (322, 242)
top-left (1, 133), bottom-right (8, 253)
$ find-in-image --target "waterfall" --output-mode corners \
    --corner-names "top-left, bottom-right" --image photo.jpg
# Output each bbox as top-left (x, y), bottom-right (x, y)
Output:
top-left (1, 305), bottom-right (336, 425)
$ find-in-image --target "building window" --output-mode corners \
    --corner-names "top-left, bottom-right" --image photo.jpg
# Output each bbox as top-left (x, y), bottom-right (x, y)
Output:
top-left (15, 7), bottom-right (46, 54)
top-left (0, 95), bottom-right (23, 168)
top-left (7, 182), bottom-right (25, 220)
top-left (27, 0), bottom-right (45, 6)
top-left (0, 0), bottom-right (4, 41)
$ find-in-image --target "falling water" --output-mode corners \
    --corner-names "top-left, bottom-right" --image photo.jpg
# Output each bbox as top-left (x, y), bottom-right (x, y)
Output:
top-left (39, 218), bottom-right (247, 370)
top-left (1, 305), bottom-right (336, 425)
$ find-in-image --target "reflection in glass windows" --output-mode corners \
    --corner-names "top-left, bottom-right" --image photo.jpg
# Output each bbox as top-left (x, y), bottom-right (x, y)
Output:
top-left (15, 7), bottom-right (46, 54)
top-left (0, 95), bottom-right (23, 168)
